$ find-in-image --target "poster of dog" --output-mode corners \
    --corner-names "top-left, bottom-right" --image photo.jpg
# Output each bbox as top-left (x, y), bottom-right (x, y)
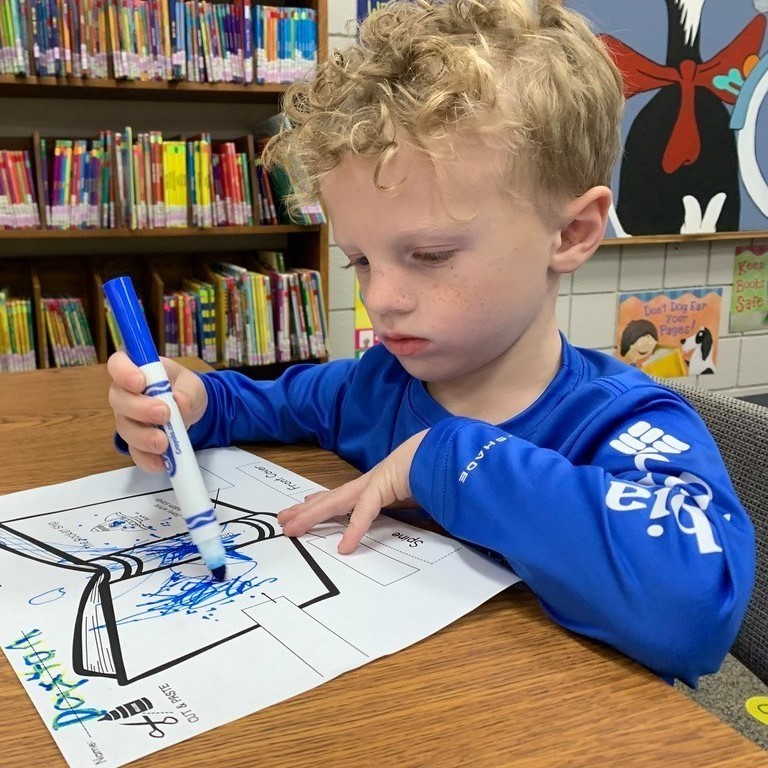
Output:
top-left (617, 287), bottom-right (723, 377)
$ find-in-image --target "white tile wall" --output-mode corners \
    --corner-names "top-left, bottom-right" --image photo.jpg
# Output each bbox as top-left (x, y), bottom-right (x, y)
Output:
top-left (569, 292), bottom-right (617, 349)
top-left (328, 0), bottom-right (357, 35)
top-left (572, 246), bottom-right (620, 293)
top-left (618, 244), bottom-right (665, 290)
top-left (329, 306), bottom-right (356, 360)
top-left (664, 241), bottom-right (709, 288)
top-left (546, 238), bottom-right (768, 395)
top-left (708, 241), bottom-right (741, 285)
top-left (739, 335), bottom-right (768, 387)
top-left (328, 245), bottom-right (355, 312)
top-left (560, 240), bottom-right (768, 397)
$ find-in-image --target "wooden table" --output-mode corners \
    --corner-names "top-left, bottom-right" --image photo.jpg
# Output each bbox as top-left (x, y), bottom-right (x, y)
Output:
top-left (0, 362), bottom-right (764, 767)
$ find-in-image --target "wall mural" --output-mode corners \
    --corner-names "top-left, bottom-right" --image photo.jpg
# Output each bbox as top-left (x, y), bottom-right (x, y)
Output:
top-left (567, 0), bottom-right (768, 237)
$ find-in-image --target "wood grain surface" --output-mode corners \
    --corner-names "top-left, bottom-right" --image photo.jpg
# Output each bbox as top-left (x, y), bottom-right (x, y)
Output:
top-left (0, 363), bottom-right (764, 767)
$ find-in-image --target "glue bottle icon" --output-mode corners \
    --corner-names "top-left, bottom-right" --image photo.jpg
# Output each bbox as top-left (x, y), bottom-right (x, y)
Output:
top-left (99, 697), bottom-right (153, 721)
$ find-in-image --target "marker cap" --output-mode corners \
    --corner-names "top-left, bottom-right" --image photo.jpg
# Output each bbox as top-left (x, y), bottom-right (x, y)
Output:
top-left (103, 276), bottom-right (159, 367)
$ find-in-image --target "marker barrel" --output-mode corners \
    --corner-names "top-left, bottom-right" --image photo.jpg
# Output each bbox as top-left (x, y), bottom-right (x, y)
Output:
top-left (103, 276), bottom-right (227, 579)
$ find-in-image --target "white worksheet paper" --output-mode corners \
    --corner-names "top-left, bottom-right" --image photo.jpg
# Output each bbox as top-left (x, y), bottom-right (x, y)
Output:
top-left (0, 446), bottom-right (518, 768)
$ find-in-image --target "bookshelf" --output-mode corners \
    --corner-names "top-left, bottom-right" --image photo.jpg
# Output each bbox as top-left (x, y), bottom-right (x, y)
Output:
top-left (0, 0), bottom-right (329, 375)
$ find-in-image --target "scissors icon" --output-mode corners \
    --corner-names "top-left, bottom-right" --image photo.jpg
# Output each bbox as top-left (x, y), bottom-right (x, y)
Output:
top-left (121, 715), bottom-right (178, 738)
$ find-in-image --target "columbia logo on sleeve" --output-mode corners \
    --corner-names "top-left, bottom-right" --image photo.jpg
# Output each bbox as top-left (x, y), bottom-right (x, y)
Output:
top-left (605, 421), bottom-right (726, 555)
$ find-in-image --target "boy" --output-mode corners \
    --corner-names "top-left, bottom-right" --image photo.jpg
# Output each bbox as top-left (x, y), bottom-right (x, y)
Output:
top-left (107, 0), bottom-right (754, 686)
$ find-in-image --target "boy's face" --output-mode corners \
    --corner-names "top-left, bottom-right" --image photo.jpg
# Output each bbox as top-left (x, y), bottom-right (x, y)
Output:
top-left (321, 137), bottom-right (564, 386)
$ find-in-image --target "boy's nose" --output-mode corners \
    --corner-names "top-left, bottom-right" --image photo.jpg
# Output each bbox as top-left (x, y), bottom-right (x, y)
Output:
top-left (363, 269), bottom-right (415, 315)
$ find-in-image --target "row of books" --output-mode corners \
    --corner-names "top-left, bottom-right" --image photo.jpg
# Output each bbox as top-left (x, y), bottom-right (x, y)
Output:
top-left (254, 5), bottom-right (317, 84)
top-left (100, 129), bottom-right (272, 229)
top-left (0, 0), bottom-right (317, 84)
top-left (1, 252), bottom-right (328, 372)
top-left (0, 289), bottom-right (36, 372)
top-left (41, 296), bottom-right (98, 367)
top-left (158, 255), bottom-right (327, 367)
top-left (42, 135), bottom-right (115, 229)
top-left (159, 283), bottom-right (216, 362)
top-left (0, 127), bottom-right (326, 230)
top-left (0, 149), bottom-right (41, 229)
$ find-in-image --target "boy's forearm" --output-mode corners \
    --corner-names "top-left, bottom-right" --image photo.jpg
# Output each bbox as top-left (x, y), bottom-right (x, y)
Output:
top-left (185, 361), bottom-right (356, 451)
top-left (410, 416), bottom-right (755, 686)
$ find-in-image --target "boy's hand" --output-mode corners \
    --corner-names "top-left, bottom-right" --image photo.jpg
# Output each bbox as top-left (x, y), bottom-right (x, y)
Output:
top-left (278, 430), bottom-right (428, 553)
top-left (107, 350), bottom-right (208, 473)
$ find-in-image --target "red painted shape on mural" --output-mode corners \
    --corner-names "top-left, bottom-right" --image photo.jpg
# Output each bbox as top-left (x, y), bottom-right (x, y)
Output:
top-left (600, 14), bottom-right (766, 174)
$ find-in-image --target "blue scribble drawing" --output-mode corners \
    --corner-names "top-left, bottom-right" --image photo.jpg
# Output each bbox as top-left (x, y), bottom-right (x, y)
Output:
top-left (29, 587), bottom-right (67, 606)
top-left (137, 530), bottom-right (248, 569)
top-left (0, 495), bottom-right (339, 685)
top-left (108, 566), bottom-right (278, 626)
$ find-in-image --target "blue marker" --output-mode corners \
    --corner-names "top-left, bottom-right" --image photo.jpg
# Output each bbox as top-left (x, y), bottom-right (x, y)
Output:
top-left (103, 276), bottom-right (227, 582)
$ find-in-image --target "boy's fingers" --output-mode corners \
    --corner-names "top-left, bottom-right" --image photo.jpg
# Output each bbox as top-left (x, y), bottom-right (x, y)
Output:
top-left (128, 445), bottom-right (167, 473)
top-left (339, 489), bottom-right (384, 554)
top-left (115, 415), bottom-right (169, 455)
top-left (277, 494), bottom-right (325, 526)
top-left (109, 385), bottom-right (170, 424)
top-left (107, 350), bottom-right (145, 393)
top-left (280, 499), bottom-right (350, 536)
top-left (279, 480), bottom-right (365, 536)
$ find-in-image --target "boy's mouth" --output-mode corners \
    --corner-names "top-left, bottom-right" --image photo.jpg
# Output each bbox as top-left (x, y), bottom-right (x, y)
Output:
top-left (381, 334), bottom-right (430, 357)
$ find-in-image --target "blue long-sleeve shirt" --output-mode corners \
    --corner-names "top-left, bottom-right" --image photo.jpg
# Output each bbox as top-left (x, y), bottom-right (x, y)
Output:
top-left (180, 339), bottom-right (754, 686)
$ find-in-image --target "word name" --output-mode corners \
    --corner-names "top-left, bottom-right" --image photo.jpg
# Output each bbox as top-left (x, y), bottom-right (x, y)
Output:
top-left (87, 741), bottom-right (106, 766)
top-left (158, 683), bottom-right (199, 723)
top-left (459, 436), bottom-right (509, 483)
top-left (5, 629), bottom-right (104, 729)
top-left (391, 532), bottom-right (423, 547)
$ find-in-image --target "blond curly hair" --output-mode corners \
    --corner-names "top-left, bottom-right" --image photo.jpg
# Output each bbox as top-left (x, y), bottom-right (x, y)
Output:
top-left (263, 0), bottom-right (624, 216)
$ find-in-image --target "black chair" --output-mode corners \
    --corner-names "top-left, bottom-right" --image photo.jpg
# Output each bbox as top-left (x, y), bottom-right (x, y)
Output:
top-left (656, 378), bottom-right (768, 685)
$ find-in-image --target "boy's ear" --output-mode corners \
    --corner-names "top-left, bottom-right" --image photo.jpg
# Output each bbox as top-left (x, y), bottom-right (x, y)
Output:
top-left (550, 186), bottom-right (612, 273)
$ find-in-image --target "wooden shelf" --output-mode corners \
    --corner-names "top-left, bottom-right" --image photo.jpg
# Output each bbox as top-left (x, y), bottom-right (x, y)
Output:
top-left (0, 75), bottom-right (291, 103)
top-left (0, 224), bottom-right (326, 260)
top-left (604, 230), bottom-right (768, 247)
top-left (0, 225), bottom-right (320, 241)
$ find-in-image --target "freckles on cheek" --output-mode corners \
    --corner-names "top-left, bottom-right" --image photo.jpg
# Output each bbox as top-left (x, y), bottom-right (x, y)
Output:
top-left (448, 281), bottom-right (483, 309)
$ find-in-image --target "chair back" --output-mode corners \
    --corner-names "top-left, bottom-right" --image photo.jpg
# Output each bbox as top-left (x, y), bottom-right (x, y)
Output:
top-left (656, 378), bottom-right (768, 685)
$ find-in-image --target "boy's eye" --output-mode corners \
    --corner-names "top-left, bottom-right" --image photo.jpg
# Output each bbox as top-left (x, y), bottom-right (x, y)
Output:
top-left (413, 249), bottom-right (458, 264)
top-left (341, 256), bottom-right (370, 270)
